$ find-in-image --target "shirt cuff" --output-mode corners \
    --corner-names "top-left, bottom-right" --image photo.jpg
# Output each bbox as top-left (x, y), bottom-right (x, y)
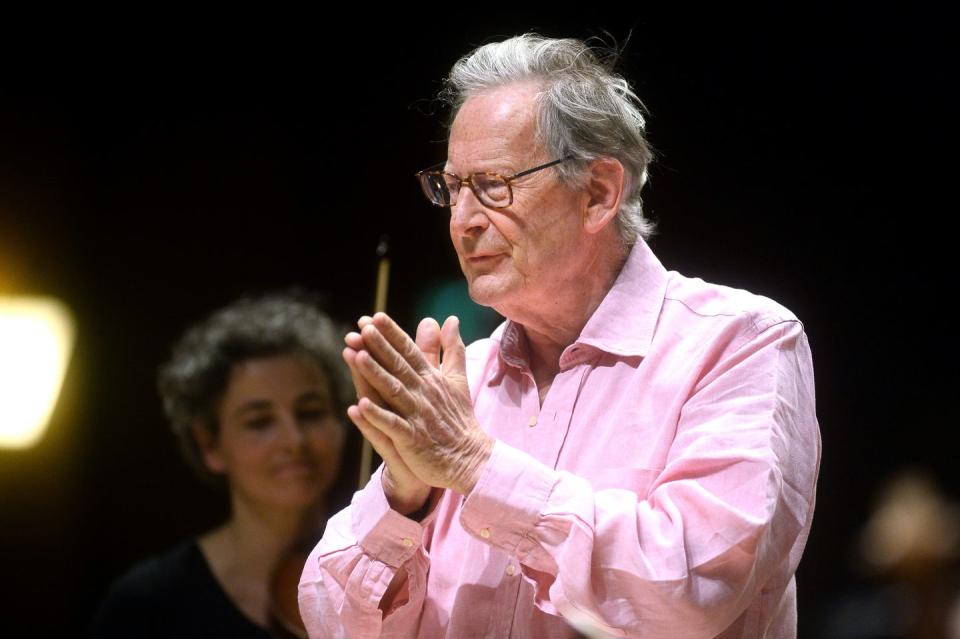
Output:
top-left (459, 440), bottom-right (558, 554)
top-left (352, 468), bottom-right (425, 568)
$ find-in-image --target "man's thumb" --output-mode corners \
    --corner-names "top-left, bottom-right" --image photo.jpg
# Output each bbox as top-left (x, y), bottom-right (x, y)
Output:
top-left (440, 316), bottom-right (466, 377)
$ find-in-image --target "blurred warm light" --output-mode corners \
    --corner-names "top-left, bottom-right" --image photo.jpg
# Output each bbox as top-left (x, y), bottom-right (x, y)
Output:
top-left (0, 295), bottom-right (76, 449)
top-left (861, 470), bottom-right (960, 572)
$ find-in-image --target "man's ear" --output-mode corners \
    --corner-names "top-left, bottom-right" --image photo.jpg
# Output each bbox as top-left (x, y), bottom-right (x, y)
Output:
top-left (582, 157), bottom-right (626, 235)
top-left (193, 422), bottom-right (225, 474)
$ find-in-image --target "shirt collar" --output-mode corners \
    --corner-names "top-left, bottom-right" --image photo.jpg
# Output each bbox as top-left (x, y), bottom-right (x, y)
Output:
top-left (574, 239), bottom-right (668, 359)
top-left (494, 239), bottom-right (668, 375)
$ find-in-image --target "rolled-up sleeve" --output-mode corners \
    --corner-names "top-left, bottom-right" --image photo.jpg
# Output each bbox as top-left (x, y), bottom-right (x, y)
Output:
top-left (298, 467), bottom-right (432, 639)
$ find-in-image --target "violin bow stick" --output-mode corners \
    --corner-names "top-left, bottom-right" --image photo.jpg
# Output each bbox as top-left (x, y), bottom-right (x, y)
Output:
top-left (358, 236), bottom-right (390, 489)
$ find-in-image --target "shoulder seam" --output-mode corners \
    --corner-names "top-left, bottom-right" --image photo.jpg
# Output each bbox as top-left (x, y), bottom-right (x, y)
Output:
top-left (662, 295), bottom-right (740, 319)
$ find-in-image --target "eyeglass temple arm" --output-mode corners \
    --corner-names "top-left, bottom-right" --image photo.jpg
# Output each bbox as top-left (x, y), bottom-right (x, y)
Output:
top-left (509, 155), bottom-right (574, 179)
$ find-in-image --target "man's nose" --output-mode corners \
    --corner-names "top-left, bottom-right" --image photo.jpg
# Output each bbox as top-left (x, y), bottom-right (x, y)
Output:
top-left (449, 184), bottom-right (489, 238)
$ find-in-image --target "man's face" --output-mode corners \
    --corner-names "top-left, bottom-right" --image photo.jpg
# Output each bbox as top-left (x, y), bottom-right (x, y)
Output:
top-left (447, 82), bottom-right (588, 317)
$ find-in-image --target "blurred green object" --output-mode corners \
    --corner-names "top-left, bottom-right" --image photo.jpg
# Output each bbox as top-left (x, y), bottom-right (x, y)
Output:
top-left (413, 279), bottom-right (502, 345)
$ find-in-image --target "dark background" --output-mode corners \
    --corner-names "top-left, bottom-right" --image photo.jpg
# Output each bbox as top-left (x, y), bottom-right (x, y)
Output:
top-left (1, 6), bottom-right (954, 635)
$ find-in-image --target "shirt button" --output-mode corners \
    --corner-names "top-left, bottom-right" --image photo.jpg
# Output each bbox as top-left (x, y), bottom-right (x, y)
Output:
top-left (402, 537), bottom-right (413, 547)
top-left (527, 415), bottom-right (537, 427)
top-left (505, 564), bottom-right (516, 576)
top-left (479, 527), bottom-right (491, 539)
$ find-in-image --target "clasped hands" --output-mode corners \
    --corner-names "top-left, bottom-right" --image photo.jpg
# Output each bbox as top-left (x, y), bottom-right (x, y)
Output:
top-left (343, 313), bottom-right (494, 516)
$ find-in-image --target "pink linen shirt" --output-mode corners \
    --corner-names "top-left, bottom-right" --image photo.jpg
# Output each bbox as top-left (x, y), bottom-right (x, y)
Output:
top-left (299, 240), bottom-right (820, 638)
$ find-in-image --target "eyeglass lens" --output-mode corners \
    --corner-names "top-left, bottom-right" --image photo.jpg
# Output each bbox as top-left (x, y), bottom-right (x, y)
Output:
top-left (420, 174), bottom-right (451, 206)
top-left (420, 173), bottom-right (512, 208)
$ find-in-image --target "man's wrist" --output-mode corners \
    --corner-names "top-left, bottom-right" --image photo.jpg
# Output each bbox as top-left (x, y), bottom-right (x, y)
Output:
top-left (382, 470), bottom-right (431, 516)
top-left (386, 493), bottom-right (429, 516)
top-left (404, 495), bottom-right (434, 522)
top-left (454, 434), bottom-right (494, 496)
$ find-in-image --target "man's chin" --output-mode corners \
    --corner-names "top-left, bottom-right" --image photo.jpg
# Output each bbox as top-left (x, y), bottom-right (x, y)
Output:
top-left (466, 276), bottom-right (510, 309)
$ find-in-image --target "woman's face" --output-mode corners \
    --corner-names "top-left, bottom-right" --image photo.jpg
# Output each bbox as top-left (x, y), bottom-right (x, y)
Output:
top-left (198, 354), bottom-right (344, 512)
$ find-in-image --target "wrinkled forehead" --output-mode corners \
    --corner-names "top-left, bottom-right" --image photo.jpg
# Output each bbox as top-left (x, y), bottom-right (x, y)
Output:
top-left (447, 83), bottom-right (545, 168)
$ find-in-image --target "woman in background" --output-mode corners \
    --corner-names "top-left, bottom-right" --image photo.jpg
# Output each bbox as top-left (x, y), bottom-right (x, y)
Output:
top-left (93, 292), bottom-right (349, 638)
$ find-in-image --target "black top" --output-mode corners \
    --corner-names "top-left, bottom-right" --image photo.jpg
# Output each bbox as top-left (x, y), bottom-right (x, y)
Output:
top-left (91, 540), bottom-right (272, 639)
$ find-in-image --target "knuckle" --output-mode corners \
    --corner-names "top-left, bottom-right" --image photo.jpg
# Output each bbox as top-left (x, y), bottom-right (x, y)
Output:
top-left (391, 417), bottom-right (412, 442)
top-left (403, 338), bottom-right (421, 360)
top-left (390, 351), bottom-right (407, 374)
top-left (387, 377), bottom-right (405, 399)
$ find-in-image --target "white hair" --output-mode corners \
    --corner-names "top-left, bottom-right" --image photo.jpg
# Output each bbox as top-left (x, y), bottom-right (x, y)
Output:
top-left (441, 34), bottom-right (655, 245)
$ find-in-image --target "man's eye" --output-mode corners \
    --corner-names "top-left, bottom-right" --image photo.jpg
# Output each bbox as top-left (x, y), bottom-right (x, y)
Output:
top-left (485, 183), bottom-right (509, 197)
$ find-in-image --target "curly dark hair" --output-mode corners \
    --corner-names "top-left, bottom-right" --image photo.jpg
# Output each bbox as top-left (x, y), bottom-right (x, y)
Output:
top-left (157, 291), bottom-right (350, 483)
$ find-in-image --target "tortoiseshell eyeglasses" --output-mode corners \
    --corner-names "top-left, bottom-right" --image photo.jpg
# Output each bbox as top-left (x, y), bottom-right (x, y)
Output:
top-left (415, 156), bottom-right (572, 209)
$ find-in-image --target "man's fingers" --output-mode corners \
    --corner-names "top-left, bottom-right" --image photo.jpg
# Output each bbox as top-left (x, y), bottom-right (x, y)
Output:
top-left (346, 404), bottom-right (405, 468)
top-left (344, 328), bottom-right (386, 404)
top-left (345, 331), bottom-right (364, 351)
top-left (416, 317), bottom-right (442, 369)
top-left (343, 347), bottom-right (385, 405)
top-left (440, 315), bottom-right (468, 378)
top-left (361, 322), bottom-right (423, 387)
top-left (355, 349), bottom-right (418, 414)
top-left (348, 404), bottom-right (427, 498)
top-left (358, 396), bottom-right (414, 446)
top-left (372, 312), bottom-right (432, 374)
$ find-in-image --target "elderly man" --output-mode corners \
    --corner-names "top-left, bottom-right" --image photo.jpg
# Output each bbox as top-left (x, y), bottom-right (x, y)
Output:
top-left (299, 34), bottom-right (820, 638)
